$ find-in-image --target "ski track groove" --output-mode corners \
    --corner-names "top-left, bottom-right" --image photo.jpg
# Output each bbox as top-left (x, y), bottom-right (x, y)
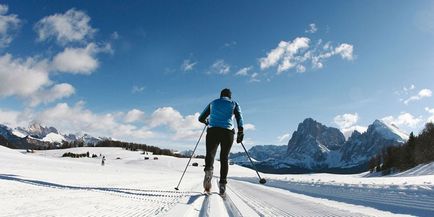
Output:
top-left (228, 180), bottom-right (369, 217)
top-left (221, 192), bottom-right (243, 217)
top-left (211, 178), bottom-right (241, 217)
top-left (0, 176), bottom-right (199, 217)
top-left (233, 177), bottom-right (434, 216)
top-left (279, 182), bottom-right (434, 212)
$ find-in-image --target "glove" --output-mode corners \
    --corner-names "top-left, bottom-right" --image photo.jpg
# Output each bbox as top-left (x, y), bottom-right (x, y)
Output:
top-left (236, 130), bottom-right (244, 143)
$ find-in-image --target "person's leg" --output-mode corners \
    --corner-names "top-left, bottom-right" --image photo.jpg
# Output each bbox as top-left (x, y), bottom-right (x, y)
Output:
top-left (219, 129), bottom-right (234, 184)
top-left (204, 128), bottom-right (219, 172)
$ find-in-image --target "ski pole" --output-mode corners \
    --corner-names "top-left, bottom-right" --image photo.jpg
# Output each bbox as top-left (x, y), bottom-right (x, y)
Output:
top-left (174, 125), bottom-right (207, 190)
top-left (240, 142), bottom-right (266, 184)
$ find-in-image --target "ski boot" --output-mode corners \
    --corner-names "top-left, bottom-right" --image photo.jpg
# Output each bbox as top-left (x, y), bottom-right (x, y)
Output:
top-left (203, 170), bottom-right (213, 193)
top-left (219, 182), bottom-right (226, 197)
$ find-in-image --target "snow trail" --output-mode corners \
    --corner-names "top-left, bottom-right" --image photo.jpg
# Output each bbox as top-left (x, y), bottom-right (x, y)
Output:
top-left (1, 147), bottom-right (432, 216)
top-left (232, 176), bottom-right (434, 216)
top-left (227, 180), bottom-right (370, 217)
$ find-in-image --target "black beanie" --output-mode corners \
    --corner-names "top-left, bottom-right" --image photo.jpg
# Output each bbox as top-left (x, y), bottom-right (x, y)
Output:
top-left (220, 88), bottom-right (232, 99)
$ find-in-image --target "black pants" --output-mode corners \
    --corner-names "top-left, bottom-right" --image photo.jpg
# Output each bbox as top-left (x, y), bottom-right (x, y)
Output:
top-left (204, 127), bottom-right (234, 184)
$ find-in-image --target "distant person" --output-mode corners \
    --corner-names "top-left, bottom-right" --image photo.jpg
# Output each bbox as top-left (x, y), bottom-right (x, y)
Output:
top-left (101, 156), bottom-right (106, 166)
top-left (198, 88), bottom-right (244, 195)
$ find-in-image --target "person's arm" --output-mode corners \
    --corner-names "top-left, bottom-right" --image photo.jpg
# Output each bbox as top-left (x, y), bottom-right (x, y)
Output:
top-left (198, 104), bottom-right (210, 124)
top-left (234, 102), bottom-right (244, 131)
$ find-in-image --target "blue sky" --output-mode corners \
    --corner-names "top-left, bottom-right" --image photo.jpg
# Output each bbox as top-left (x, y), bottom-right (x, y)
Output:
top-left (0, 0), bottom-right (434, 153)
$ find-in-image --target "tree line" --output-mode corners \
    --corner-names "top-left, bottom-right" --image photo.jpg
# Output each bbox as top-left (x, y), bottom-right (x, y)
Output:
top-left (0, 135), bottom-right (185, 158)
top-left (368, 122), bottom-right (434, 175)
top-left (95, 140), bottom-right (176, 156)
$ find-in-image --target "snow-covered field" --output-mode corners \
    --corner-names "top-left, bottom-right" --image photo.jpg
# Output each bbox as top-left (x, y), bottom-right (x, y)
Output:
top-left (1, 146), bottom-right (433, 217)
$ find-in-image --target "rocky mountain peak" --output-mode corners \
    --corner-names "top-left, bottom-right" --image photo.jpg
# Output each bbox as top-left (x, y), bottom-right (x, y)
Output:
top-left (286, 118), bottom-right (346, 167)
top-left (368, 119), bottom-right (408, 142)
top-left (289, 118), bottom-right (345, 151)
top-left (27, 122), bottom-right (59, 139)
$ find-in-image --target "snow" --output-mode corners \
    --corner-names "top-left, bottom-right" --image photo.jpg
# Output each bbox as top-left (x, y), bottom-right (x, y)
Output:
top-left (42, 132), bottom-right (66, 143)
top-left (373, 120), bottom-right (409, 142)
top-left (12, 129), bottom-right (27, 138)
top-left (1, 146), bottom-right (433, 216)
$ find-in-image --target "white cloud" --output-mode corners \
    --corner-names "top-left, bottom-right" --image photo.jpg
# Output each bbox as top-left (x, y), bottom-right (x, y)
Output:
top-left (132, 85), bottom-right (145, 93)
top-left (37, 101), bottom-right (154, 140)
top-left (149, 107), bottom-right (203, 141)
top-left (334, 113), bottom-right (359, 129)
top-left (296, 65), bottom-right (306, 73)
top-left (149, 107), bottom-right (183, 128)
top-left (0, 108), bottom-right (21, 127)
top-left (396, 84), bottom-right (416, 98)
top-left (0, 53), bottom-right (82, 106)
top-left (28, 83), bottom-right (75, 107)
top-left (181, 59), bottom-right (197, 72)
top-left (235, 66), bottom-right (252, 76)
top-left (426, 107), bottom-right (434, 123)
top-left (0, 54), bottom-right (50, 98)
top-left (52, 43), bottom-right (111, 74)
top-left (0, 4), bottom-right (20, 48)
top-left (0, 103), bottom-right (217, 149)
top-left (34, 8), bottom-right (96, 45)
top-left (403, 88), bottom-right (432, 104)
top-left (124, 109), bottom-right (145, 123)
top-left (419, 89), bottom-right (432, 97)
top-left (243, 123), bottom-right (256, 131)
top-left (259, 37), bottom-right (354, 74)
top-left (341, 125), bottom-right (368, 139)
top-left (305, 23), bottom-right (317, 33)
top-left (334, 43), bottom-right (354, 60)
top-left (312, 43), bottom-right (354, 69)
top-left (333, 113), bottom-right (368, 139)
top-left (382, 112), bottom-right (422, 128)
top-left (404, 84), bottom-right (415, 92)
top-left (0, 43), bottom-right (110, 105)
top-left (260, 37), bottom-right (310, 73)
top-left (277, 133), bottom-right (290, 143)
top-left (209, 59), bottom-right (230, 75)
top-left (249, 72), bottom-right (260, 82)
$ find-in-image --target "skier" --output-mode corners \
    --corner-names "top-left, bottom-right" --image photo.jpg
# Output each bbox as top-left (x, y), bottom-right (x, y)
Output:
top-left (101, 156), bottom-right (106, 166)
top-left (198, 88), bottom-right (244, 196)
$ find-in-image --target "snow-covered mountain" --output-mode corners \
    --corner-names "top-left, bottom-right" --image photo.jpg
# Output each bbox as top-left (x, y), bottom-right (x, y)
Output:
top-left (339, 119), bottom-right (408, 168)
top-left (26, 122), bottom-right (59, 139)
top-left (81, 134), bottom-right (102, 145)
top-left (0, 122), bottom-right (102, 149)
top-left (286, 118), bottom-right (345, 169)
top-left (230, 118), bottom-right (408, 173)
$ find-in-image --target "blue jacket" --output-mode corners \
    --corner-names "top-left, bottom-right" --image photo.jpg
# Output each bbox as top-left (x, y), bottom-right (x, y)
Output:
top-left (198, 97), bottom-right (244, 131)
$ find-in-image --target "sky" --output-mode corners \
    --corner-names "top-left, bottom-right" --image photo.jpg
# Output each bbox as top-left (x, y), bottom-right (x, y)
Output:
top-left (0, 0), bottom-right (434, 154)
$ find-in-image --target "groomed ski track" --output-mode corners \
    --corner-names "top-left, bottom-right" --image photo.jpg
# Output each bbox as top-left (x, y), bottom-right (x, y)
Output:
top-left (168, 178), bottom-right (373, 217)
top-left (2, 147), bottom-right (432, 217)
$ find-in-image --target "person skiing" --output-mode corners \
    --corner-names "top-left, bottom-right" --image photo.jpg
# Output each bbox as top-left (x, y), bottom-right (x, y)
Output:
top-left (101, 156), bottom-right (106, 166)
top-left (198, 88), bottom-right (244, 195)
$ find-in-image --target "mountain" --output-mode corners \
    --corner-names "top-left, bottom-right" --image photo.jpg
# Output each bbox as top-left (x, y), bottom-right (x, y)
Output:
top-left (0, 124), bottom-right (22, 147)
top-left (81, 134), bottom-right (102, 145)
top-left (26, 122), bottom-right (59, 139)
top-left (286, 118), bottom-right (345, 169)
top-left (339, 119), bottom-right (408, 168)
top-left (229, 118), bottom-right (408, 174)
top-left (0, 122), bottom-right (102, 149)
